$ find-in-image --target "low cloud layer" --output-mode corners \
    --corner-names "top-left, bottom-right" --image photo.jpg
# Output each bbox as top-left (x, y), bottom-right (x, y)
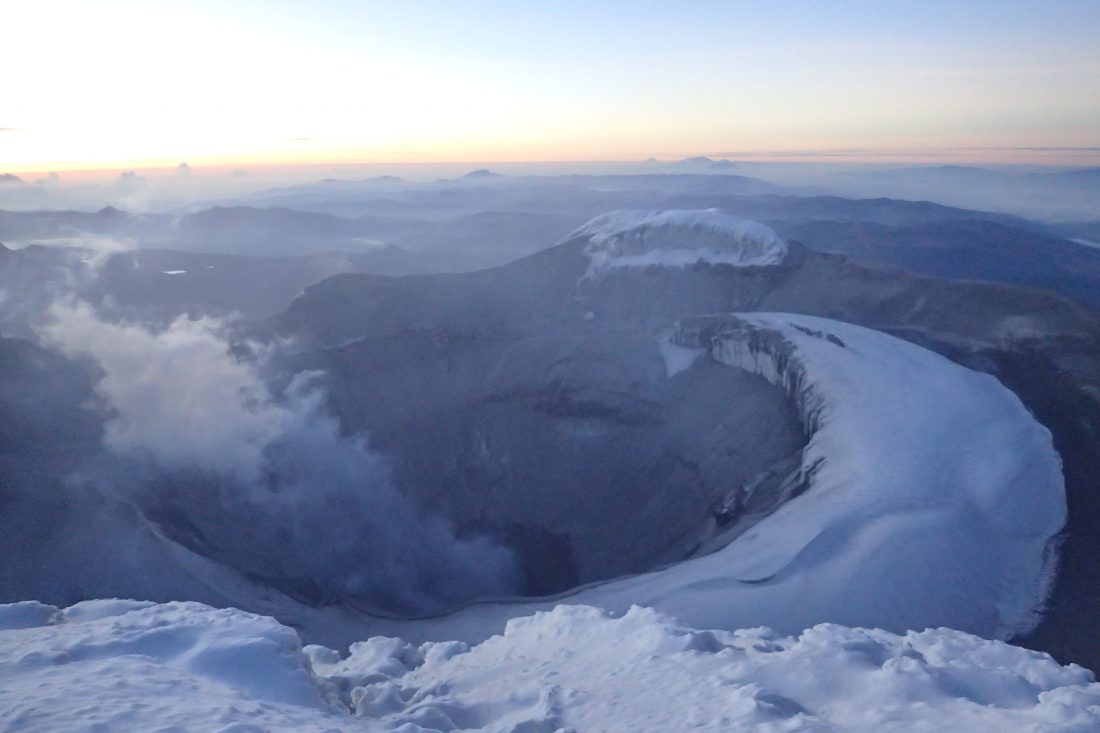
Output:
top-left (0, 237), bottom-right (135, 338)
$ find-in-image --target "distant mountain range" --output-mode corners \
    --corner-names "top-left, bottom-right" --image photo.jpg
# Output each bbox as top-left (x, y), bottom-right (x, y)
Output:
top-left (4, 177), bottom-right (1100, 312)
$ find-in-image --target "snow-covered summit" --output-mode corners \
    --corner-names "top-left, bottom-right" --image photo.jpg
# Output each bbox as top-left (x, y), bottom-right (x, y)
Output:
top-left (574, 208), bottom-right (789, 274)
top-left (3, 599), bottom-right (1098, 732)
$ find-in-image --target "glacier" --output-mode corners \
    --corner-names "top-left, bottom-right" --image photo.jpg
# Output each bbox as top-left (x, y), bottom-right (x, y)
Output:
top-left (359, 312), bottom-right (1064, 646)
top-left (576, 208), bottom-right (790, 276)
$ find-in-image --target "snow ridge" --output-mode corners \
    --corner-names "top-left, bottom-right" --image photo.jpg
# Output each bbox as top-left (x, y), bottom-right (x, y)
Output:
top-left (671, 313), bottom-right (1064, 638)
top-left (3, 600), bottom-right (1098, 732)
top-left (573, 208), bottom-right (789, 275)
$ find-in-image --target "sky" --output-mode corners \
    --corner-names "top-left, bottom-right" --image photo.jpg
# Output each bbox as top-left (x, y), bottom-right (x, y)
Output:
top-left (3, 0), bottom-right (1099, 173)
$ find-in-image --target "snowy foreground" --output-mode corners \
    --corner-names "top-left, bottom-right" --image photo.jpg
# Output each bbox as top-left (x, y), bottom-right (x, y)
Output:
top-left (2, 600), bottom-right (1098, 733)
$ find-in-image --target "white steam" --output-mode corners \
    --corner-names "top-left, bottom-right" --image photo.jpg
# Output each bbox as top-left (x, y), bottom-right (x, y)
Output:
top-left (39, 301), bottom-right (520, 614)
top-left (44, 303), bottom-right (282, 480)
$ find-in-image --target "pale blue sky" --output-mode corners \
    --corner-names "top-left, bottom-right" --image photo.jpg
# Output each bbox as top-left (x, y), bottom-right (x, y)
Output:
top-left (3, 0), bottom-right (1098, 170)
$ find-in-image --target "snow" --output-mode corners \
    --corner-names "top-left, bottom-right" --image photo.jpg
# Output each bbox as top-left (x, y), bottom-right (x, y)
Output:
top-left (0, 601), bottom-right (347, 733)
top-left (0, 602), bottom-right (56, 631)
top-left (362, 313), bottom-right (1064, 646)
top-left (691, 314), bottom-right (1065, 638)
top-left (657, 338), bottom-right (704, 377)
top-left (161, 269), bottom-right (187, 275)
top-left (573, 314), bottom-right (1065, 639)
top-left (1070, 237), bottom-right (1100, 250)
top-left (2, 600), bottom-right (1098, 732)
top-left (573, 209), bottom-right (789, 275)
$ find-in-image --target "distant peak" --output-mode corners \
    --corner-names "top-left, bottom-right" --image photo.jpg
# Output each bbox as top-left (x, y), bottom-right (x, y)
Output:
top-left (671, 156), bottom-right (737, 169)
top-left (574, 209), bottom-right (789, 274)
top-left (937, 164), bottom-right (986, 171)
top-left (96, 205), bottom-right (126, 218)
top-left (461, 168), bottom-right (502, 179)
top-left (0, 173), bottom-right (24, 185)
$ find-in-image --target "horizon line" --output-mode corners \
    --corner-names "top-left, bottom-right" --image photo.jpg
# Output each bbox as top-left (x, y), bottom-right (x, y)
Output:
top-left (4, 146), bottom-right (1100, 178)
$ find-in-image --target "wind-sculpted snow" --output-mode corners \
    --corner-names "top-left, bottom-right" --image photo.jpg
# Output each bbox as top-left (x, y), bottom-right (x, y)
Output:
top-left (368, 313), bottom-right (1064, 644)
top-left (675, 314), bottom-right (1065, 637)
top-left (576, 208), bottom-right (789, 275)
top-left (3, 600), bottom-right (1098, 732)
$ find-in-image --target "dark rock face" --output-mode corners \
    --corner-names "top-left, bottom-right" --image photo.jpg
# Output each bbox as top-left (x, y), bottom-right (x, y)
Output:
top-left (275, 240), bottom-right (1099, 354)
top-left (288, 329), bottom-right (806, 587)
